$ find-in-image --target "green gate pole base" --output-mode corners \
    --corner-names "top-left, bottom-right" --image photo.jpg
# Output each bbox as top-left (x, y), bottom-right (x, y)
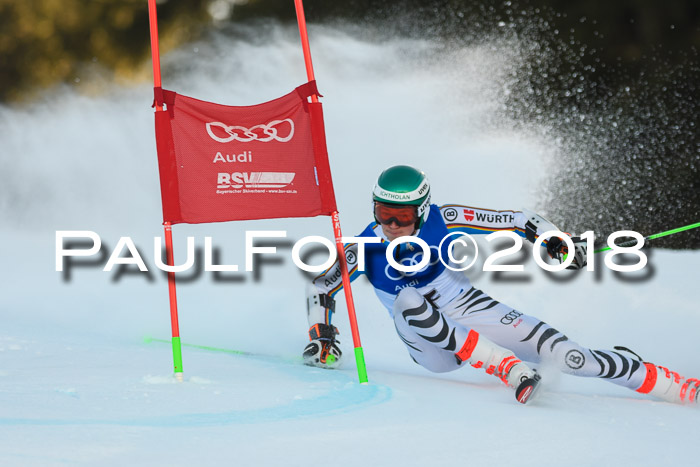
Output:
top-left (172, 336), bottom-right (184, 382)
top-left (354, 346), bottom-right (368, 384)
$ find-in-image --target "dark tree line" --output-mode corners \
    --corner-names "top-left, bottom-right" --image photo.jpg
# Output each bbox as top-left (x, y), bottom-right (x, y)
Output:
top-left (1, 0), bottom-right (698, 246)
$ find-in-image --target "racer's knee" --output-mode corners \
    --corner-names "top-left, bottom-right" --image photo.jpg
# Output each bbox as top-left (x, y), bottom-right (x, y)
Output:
top-left (393, 287), bottom-right (425, 319)
top-left (417, 352), bottom-right (461, 373)
top-left (547, 339), bottom-right (592, 376)
top-left (392, 287), bottom-right (462, 373)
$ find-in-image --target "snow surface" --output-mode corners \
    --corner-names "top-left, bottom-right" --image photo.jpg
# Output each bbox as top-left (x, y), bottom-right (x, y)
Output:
top-left (1, 25), bottom-right (698, 466)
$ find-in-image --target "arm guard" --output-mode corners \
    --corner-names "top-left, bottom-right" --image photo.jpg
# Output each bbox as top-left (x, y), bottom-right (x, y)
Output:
top-left (306, 283), bottom-right (336, 326)
top-left (520, 208), bottom-right (561, 244)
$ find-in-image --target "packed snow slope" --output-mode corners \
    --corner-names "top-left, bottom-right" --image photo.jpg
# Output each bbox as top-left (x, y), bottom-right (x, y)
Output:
top-left (1, 25), bottom-right (698, 466)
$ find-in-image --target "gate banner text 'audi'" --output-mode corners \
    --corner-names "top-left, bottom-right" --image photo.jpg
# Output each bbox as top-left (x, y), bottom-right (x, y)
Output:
top-left (154, 81), bottom-right (337, 224)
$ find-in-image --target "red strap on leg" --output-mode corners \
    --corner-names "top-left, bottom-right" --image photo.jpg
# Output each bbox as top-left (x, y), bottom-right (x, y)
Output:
top-left (455, 330), bottom-right (480, 364)
top-left (636, 363), bottom-right (658, 394)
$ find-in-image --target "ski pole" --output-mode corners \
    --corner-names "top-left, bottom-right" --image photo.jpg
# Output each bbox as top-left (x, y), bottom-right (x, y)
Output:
top-left (594, 221), bottom-right (700, 253)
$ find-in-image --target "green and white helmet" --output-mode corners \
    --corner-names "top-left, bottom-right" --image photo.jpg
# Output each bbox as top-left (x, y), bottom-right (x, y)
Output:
top-left (372, 165), bottom-right (431, 228)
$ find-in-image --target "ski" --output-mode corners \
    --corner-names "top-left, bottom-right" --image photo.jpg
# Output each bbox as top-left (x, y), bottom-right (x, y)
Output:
top-left (515, 373), bottom-right (542, 404)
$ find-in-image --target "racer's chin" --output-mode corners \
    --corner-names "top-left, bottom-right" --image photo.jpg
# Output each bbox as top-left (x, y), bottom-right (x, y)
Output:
top-left (381, 224), bottom-right (415, 242)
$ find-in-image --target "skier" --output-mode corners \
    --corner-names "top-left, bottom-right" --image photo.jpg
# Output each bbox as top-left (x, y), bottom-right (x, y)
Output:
top-left (302, 165), bottom-right (700, 405)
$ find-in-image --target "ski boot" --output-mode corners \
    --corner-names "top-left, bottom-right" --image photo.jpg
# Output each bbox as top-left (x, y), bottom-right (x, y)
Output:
top-left (636, 363), bottom-right (700, 405)
top-left (456, 329), bottom-right (541, 404)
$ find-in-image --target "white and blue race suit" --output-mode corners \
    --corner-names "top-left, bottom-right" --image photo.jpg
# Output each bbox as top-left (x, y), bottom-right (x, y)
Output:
top-left (308, 203), bottom-right (648, 391)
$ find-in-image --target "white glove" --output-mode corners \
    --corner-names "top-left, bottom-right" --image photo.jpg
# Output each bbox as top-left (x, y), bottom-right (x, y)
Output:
top-left (567, 236), bottom-right (588, 270)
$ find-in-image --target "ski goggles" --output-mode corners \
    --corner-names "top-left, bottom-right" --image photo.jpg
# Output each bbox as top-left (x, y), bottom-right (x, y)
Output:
top-left (373, 202), bottom-right (418, 227)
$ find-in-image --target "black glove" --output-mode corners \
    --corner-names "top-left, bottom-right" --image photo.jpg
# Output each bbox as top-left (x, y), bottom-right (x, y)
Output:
top-left (546, 236), bottom-right (588, 270)
top-left (546, 236), bottom-right (568, 261)
top-left (302, 323), bottom-right (342, 368)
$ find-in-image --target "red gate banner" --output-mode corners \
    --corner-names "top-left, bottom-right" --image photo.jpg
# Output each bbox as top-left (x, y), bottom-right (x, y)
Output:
top-left (154, 81), bottom-right (337, 224)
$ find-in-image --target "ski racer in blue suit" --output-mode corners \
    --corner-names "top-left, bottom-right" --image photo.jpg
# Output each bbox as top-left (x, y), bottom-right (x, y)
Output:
top-left (302, 165), bottom-right (700, 405)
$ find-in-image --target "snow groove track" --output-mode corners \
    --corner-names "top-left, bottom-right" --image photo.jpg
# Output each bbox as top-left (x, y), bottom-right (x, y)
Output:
top-left (0, 354), bottom-right (392, 427)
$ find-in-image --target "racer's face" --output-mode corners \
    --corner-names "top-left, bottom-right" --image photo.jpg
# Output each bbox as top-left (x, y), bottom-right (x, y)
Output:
top-left (374, 202), bottom-right (418, 241)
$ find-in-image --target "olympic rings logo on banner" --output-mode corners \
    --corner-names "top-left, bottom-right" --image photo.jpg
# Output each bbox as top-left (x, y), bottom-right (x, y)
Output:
top-left (206, 119), bottom-right (295, 143)
top-left (384, 245), bottom-right (441, 280)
